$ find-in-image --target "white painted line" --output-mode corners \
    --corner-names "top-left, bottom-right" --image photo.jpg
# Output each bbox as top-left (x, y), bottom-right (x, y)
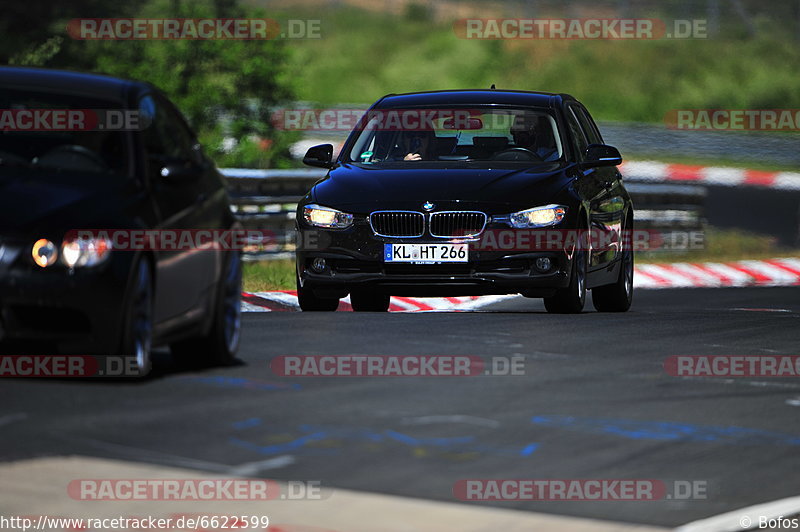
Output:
top-left (241, 301), bottom-right (270, 312)
top-left (227, 455), bottom-right (296, 475)
top-left (675, 494), bottom-right (800, 532)
top-left (701, 167), bottom-right (746, 186)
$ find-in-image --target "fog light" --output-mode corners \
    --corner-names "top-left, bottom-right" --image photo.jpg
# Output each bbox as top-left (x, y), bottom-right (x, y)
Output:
top-left (535, 257), bottom-right (552, 272)
top-left (311, 257), bottom-right (327, 273)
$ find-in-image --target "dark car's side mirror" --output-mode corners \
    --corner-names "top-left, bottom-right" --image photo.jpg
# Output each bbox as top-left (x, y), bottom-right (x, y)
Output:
top-left (303, 144), bottom-right (334, 168)
top-left (582, 144), bottom-right (622, 168)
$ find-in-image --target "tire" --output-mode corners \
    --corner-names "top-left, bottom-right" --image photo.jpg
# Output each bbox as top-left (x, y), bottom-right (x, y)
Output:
top-left (543, 247), bottom-right (587, 314)
top-left (171, 251), bottom-right (242, 366)
top-left (120, 259), bottom-right (154, 377)
top-left (592, 248), bottom-right (633, 312)
top-left (297, 273), bottom-right (339, 311)
top-left (350, 290), bottom-right (390, 312)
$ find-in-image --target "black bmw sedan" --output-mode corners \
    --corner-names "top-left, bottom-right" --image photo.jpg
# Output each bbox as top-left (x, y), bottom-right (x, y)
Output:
top-left (0, 67), bottom-right (242, 376)
top-left (296, 90), bottom-right (633, 313)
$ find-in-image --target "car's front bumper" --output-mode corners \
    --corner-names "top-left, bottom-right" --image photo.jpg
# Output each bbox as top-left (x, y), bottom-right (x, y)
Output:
top-left (0, 247), bottom-right (132, 355)
top-left (296, 221), bottom-right (574, 298)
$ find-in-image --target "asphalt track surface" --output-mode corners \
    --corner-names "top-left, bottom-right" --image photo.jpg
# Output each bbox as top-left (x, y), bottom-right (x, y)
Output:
top-left (2, 287), bottom-right (799, 528)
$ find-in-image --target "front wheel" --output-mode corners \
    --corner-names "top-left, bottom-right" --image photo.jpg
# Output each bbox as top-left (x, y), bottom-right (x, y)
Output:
top-left (120, 259), bottom-right (154, 377)
top-left (544, 249), bottom-right (586, 314)
top-left (592, 249), bottom-right (633, 312)
top-left (171, 251), bottom-right (242, 366)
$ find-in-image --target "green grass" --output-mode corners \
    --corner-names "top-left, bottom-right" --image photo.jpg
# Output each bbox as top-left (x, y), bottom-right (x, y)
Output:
top-left (241, 229), bottom-right (800, 291)
top-left (243, 260), bottom-right (296, 291)
top-left (636, 227), bottom-right (800, 264)
top-left (268, 6), bottom-right (800, 124)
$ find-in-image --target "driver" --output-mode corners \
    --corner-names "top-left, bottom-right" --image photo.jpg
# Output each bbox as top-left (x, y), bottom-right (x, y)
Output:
top-left (510, 115), bottom-right (558, 161)
top-left (398, 128), bottom-right (435, 161)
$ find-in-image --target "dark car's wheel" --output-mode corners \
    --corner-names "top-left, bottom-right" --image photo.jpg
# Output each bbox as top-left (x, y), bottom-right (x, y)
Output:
top-left (350, 290), bottom-right (390, 312)
top-left (592, 248), bottom-right (633, 312)
top-left (120, 259), bottom-right (154, 377)
top-left (544, 248), bottom-right (586, 314)
top-left (172, 252), bottom-right (242, 366)
top-left (297, 273), bottom-right (339, 311)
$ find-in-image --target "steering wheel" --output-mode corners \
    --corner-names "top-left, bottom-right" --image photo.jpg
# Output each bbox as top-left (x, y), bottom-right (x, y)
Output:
top-left (491, 147), bottom-right (543, 162)
top-left (36, 144), bottom-right (110, 171)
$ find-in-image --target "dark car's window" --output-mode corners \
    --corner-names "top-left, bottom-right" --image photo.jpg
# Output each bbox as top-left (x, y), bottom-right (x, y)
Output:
top-left (140, 94), bottom-right (199, 167)
top-left (565, 106), bottom-right (589, 161)
top-left (0, 88), bottom-right (130, 175)
top-left (345, 107), bottom-right (563, 165)
top-left (572, 104), bottom-right (603, 145)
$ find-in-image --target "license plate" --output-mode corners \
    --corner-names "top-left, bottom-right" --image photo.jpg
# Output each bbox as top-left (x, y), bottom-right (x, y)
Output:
top-left (384, 243), bottom-right (469, 263)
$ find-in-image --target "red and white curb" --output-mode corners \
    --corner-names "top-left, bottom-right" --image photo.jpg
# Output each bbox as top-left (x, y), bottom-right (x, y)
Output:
top-left (635, 257), bottom-right (800, 289)
top-left (621, 161), bottom-right (800, 190)
top-left (241, 292), bottom-right (516, 312)
top-left (241, 258), bottom-right (800, 312)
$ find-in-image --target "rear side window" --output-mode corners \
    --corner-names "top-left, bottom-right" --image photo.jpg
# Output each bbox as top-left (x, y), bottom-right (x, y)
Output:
top-left (139, 95), bottom-right (198, 164)
top-left (572, 105), bottom-right (603, 145)
top-left (565, 107), bottom-right (589, 160)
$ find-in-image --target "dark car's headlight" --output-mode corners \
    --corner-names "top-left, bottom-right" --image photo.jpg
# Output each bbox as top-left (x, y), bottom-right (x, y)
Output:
top-left (508, 205), bottom-right (567, 228)
top-left (303, 204), bottom-right (354, 229)
top-left (61, 236), bottom-right (112, 268)
top-left (32, 238), bottom-right (59, 268)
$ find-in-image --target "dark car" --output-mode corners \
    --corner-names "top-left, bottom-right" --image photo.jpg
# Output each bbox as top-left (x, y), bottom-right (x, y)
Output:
top-left (0, 67), bottom-right (242, 376)
top-left (296, 89), bottom-right (633, 313)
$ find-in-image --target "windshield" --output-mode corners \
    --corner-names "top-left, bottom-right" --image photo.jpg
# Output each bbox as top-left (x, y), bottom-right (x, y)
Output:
top-left (0, 88), bottom-right (131, 176)
top-left (345, 107), bottom-right (563, 165)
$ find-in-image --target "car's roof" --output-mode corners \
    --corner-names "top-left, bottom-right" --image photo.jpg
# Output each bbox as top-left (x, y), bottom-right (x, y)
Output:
top-left (0, 66), bottom-right (152, 104)
top-left (373, 89), bottom-right (576, 109)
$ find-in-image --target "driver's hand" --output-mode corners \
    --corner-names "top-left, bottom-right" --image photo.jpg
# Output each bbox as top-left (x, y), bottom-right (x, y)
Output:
top-left (404, 153), bottom-right (422, 161)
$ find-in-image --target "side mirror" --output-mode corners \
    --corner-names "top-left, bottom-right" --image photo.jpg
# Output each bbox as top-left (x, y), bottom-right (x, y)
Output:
top-left (582, 144), bottom-right (622, 168)
top-left (303, 144), bottom-right (334, 168)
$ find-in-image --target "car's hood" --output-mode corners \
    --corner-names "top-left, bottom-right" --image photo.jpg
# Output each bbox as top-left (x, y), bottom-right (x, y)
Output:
top-left (311, 162), bottom-right (578, 212)
top-left (0, 169), bottom-right (136, 236)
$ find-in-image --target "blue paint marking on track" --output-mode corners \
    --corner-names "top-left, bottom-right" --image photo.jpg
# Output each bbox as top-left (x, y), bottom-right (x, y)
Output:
top-left (530, 415), bottom-right (800, 445)
top-left (229, 420), bottom-right (539, 458)
top-left (177, 375), bottom-right (301, 391)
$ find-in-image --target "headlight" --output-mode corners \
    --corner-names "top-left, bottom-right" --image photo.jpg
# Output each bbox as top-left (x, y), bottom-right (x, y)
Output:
top-left (32, 239), bottom-right (58, 268)
top-left (509, 205), bottom-right (567, 228)
top-left (61, 236), bottom-right (112, 268)
top-left (303, 204), bottom-right (354, 229)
